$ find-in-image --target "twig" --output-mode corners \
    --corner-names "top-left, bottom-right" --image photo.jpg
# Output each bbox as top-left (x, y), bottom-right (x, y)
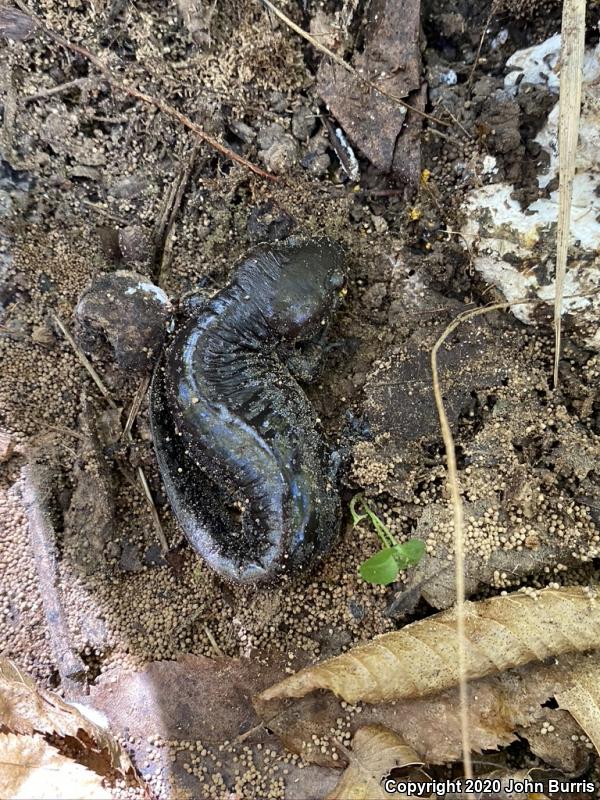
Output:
top-left (122, 374), bottom-right (151, 440)
top-left (259, 0), bottom-right (448, 128)
top-left (204, 624), bottom-right (225, 658)
top-left (52, 313), bottom-right (117, 409)
top-left (553, 0), bottom-right (586, 388)
top-left (233, 722), bottom-right (265, 745)
top-left (466, 1), bottom-right (498, 92)
top-left (153, 143), bottom-right (201, 285)
top-left (134, 462), bottom-right (169, 553)
top-left (24, 76), bottom-right (90, 104)
top-left (22, 462), bottom-right (86, 697)
top-left (80, 198), bottom-right (130, 225)
top-left (52, 314), bottom-right (169, 553)
top-left (13, 0), bottom-right (275, 182)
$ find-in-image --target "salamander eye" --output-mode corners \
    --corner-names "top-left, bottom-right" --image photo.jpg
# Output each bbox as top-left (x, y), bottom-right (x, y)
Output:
top-left (328, 271), bottom-right (345, 290)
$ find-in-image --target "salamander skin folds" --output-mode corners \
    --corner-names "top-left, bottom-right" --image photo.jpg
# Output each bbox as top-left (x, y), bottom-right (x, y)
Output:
top-left (150, 237), bottom-right (347, 583)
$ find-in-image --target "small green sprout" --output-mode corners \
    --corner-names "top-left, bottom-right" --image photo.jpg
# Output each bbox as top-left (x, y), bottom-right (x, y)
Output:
top-left (350, 494), bottom-right (425, 586)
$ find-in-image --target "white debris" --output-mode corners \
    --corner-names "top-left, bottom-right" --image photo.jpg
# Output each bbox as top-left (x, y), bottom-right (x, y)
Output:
top-left (122, 275), bottom-right (170, 306)
top-left (504, 33), bottom-right (561, 89)
top-left (482, 155), bottom-right (497, 175)
top-left (461, 36), bottom-right (600, 350)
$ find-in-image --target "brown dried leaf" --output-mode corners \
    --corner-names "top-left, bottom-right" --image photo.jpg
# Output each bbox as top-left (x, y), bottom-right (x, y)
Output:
top-left (326, 725), bottom-right (422, 800)
top-left (317, 0), bottom-right (423, 182)
top-left (0, 732), bottom-right (110, 799)
top-left (557, 653), bottom-right (600, 756)
top-left (257, 587), bottom-right (600, 707)
top-left (0, 658), bottom-right (131, 774)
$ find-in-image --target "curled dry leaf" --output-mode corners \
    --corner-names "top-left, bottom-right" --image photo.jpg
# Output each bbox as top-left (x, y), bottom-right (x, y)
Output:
top-left (257, 587), bottom-right (600, 707)
top-left (0, 732), bottom-right (110, 800)
top-left (557, 653), bottom-right (600, 756)
top-left (326, 725), bottom-right (423, 800)
top-left (0, 657), bottom-right (131, 775)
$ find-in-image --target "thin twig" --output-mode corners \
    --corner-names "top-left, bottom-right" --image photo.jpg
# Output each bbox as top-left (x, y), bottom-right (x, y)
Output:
top-left (466, 1), bottom-right (498, 92)
top-left (23, 76), bottom-right (90, 104)
top-left (52, 313), bottom-right (117, 409)
top-left (134, 463), bottom-right (169, 553)
top-left (204, 624), bottom-right (225, 658)
top-left (233, 723), bottom-right (265, 745)
top-left (259, 0), bottom-right (448, 128)
top-left (22, 462), bottom-right (86, 697)
top-left (52, 314), bottom-right (169, 553)
top-left (154, 143), bottom-right (201, 285)
top-left (80, 198), bottom-right (130, 225)
top-left (14, 0), bottom-right (275, 182)
top-left (122, 374), bottom-right (151, 440)
top-left (553, 0), bottom-right (586, 387)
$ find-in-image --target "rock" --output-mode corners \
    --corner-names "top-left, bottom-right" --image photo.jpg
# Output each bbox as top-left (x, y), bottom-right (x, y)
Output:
top-left (108, 174), bottom-right (149, 201)
top-left (257, 123), bottom-right (299, 174)
top-left (269, 91), bottom-right (288, 113)
top-left (143, 543), bottom-right (166, 567)
top-left (300, 152), bottom-right (331, 178)
top-left (229, 120), bottom-right (256, 144)
top-left (118, 226), bottom-right (153, 267)
top-left (119, 541), bottom-right (143, 573)
top-left (75, 270), bottom-right (171, 370)
top-left (260, 137), bottom-right (298, 174)
top-left (257, 123), bottom-right (285, 150)
top-left (476, 90), bottom-right (521, 154)
top-left (291, 106), bottom-right (316, 141)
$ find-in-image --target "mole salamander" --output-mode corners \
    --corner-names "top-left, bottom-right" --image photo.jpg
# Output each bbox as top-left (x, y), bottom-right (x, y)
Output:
top-left (150, 236), bottom-right (347, 584)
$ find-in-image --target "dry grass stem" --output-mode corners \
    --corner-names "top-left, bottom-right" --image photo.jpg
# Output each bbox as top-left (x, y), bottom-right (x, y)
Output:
top-left (553, 0), bottom-right (586, 387)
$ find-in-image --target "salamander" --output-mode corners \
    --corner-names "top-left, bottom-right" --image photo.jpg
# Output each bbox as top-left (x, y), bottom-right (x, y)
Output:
top-left (150, 236), bottom-right (346, 583)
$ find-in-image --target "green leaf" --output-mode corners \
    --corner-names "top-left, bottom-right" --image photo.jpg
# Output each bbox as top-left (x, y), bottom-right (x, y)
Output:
top-left (391, 539), bottom-right (426, 569)
top-left (359, 548), bottom-right (400, 585)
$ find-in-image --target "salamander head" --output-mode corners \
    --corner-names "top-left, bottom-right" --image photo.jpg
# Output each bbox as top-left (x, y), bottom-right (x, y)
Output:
top-left (230, 236), bottom-right (346, 342)
top-left (261, 236), bottom-right (346, 340)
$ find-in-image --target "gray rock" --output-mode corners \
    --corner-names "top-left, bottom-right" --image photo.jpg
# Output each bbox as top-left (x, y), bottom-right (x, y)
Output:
top-left (75, 270), bottom-right (171, 371)
top-left (291, 105), bottom-right (317, 140)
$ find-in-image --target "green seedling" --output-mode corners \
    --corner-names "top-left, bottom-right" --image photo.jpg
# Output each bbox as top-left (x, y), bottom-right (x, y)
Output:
top-left (350, 494), bottom-right (425, 586)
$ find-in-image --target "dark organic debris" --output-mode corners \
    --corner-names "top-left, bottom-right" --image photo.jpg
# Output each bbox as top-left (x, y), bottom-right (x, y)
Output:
top-left (75, 270), bottom-right (171, 371)
top-left (246, 202), bottom-right (296, 242)
top-left (363, 313), bottom-right (505, 445)
top-left (0, 6), bottom-right (36, 41)
top-left (317, 0), bottom-right (424, 184)
top-left (63, 400), bottom-right (116, 576)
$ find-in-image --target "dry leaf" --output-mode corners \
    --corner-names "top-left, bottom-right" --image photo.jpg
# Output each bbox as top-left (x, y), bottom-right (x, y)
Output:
top-left (557, 653), bottom-right (600, 755)
top-left (257, 587), bottom-right (600, 707)
top-left (326, 725), bottom-right (423, 800)
top-left (0, 732), bottom-right (110, 799)
top-left (257, 652), bottom-right (593, 770)
top-left (0, 658), bottom-right (131, 774)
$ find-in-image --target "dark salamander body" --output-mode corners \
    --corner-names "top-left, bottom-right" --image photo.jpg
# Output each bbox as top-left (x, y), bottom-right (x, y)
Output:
top-left (150, 237), bottom-right (346, 583)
